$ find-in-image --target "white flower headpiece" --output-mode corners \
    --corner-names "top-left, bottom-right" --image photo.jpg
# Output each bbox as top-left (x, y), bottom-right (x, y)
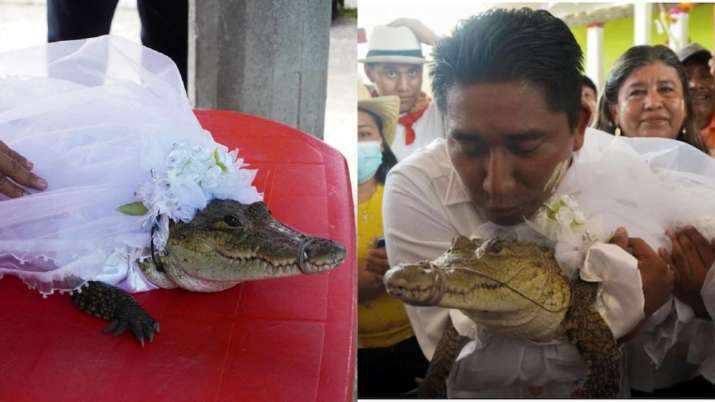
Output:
top-left (117, 141), bottom-right (262, 252)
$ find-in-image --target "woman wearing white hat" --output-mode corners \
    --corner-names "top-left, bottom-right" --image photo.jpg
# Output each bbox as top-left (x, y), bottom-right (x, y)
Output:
top-left (357, 84), bottom-right (429, 398)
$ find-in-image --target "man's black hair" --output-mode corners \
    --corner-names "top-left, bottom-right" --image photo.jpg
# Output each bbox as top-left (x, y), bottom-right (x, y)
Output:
top-left (431, 8), bottom-right (584, 130)
top-left (582, 74), bottom-right (597, 94)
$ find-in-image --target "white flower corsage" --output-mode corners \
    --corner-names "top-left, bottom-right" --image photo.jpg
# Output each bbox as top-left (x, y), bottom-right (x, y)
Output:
top-left (526, 194), bottom-right (598, 277)
top-left (117, 141), bottom-right (261, 251)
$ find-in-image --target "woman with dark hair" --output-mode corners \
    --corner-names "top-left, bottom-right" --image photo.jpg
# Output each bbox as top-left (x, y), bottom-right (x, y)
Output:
top-left (598, 45), bottom-right (715, 397)
top-left (357, 86), bottom-right (428, 398)
top-left (596, 45), bottom-right (707, 152)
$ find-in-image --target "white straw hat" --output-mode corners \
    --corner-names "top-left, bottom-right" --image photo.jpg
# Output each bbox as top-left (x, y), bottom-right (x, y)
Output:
top-left (358, 26), bottom-right (426, 65)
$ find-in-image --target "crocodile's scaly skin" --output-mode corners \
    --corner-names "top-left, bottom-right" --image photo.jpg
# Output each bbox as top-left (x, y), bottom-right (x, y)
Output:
top-left (71, 200), bottom-right (345, 345)
top-left (139, 200), bottom-right (346, 292)
top-left (72, 281), bottom-right (159, 346)
top-left (383, 236), bottom-right (621, 398)
top-left (416, 320), bottom-right (469, 398)
top-left (384, 236), bottom-right (571, 340)
top-left (564, 279), bottom-right (621, 397)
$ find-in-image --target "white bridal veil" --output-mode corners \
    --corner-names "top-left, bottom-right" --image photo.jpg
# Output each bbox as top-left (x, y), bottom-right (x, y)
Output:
top-left (0, 36), bottom-right (261, 295)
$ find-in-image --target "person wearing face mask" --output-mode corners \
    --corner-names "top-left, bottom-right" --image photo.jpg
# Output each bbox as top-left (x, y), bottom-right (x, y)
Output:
top-left (357, 85), bottom-right (429, 398)
top-left (596, 45), bottom-right (707, 152)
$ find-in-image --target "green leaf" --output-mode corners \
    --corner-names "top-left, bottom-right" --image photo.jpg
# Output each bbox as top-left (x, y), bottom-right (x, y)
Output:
top-left (117, 201), bottom-right (149, 216)
top-left (213, 148), bottom-right (228, 172)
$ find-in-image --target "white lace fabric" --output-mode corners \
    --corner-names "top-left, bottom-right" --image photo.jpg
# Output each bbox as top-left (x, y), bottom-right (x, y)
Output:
top-left (0, 36), bottom-right (261, 296)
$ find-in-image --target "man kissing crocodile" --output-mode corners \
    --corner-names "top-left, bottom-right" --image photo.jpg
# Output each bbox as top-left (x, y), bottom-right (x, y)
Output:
top-left (382, 8), bottom-right (715, 398)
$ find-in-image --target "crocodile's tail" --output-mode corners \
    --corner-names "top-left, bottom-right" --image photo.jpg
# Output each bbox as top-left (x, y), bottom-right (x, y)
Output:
top-left (416, 318), bottom-right (470, 398)
top-left (565, 279), bottom-right (623, 397)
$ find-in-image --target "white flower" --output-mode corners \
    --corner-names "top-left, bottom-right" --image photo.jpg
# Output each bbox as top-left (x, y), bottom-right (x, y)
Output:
top-left (167, 148), bottom-right (191, 170)
top-left (200, 165), bottom-right (223, 190)
top-left (119, 141), bottom-right (262, 252)
top-left (525, 194), bottom-right (597, 278)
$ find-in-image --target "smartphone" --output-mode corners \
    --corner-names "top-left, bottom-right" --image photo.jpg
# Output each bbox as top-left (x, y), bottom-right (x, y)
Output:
top-left (374, 237), bottom-right (385, 248)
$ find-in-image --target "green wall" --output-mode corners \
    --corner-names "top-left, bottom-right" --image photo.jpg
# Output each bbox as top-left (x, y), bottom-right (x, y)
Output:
top-left (572, 4), bottom-right (714, 88)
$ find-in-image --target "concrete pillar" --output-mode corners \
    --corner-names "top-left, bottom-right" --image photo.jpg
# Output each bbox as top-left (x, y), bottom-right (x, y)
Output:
top-left (586, 23), bottom-right (604, 91)
top-left (633, 3), bottom-right (652, 45)
top-left (188, 0), bottom-right (332, 138)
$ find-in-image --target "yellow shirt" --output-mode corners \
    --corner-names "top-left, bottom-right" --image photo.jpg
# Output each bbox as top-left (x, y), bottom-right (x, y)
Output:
top-left (358, 184), bottom-right (414, 348)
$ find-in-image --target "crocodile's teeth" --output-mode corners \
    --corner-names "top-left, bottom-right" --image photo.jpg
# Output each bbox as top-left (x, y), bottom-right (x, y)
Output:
top-left (390, 278), bottom-right (408, 288)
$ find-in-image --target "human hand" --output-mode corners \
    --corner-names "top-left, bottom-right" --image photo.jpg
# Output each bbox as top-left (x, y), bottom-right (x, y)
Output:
top-left (709, 54), bottom-right (715, 78)
top-left (659, 226), bottom-right (714, 318)
top-left (365, 246), bottom-right (390, 276)
top-left (0, 141), bottom-right (47, 198)
top-left (610, 227), bottom-right (674, 316)
top-left (358, 263), bottom-right (386, 303)
top-left (387, 18), bottom-right (439, 46)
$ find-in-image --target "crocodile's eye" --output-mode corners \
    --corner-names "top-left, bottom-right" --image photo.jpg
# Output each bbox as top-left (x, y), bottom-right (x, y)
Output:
top-left (224, 215), bottom-right (241, 227)
top-left (486, 239), bottom-right (503, 254)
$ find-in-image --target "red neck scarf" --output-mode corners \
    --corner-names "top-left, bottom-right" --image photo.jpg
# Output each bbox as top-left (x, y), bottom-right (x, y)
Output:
top-left (399, 93), bottom-right (430, 145)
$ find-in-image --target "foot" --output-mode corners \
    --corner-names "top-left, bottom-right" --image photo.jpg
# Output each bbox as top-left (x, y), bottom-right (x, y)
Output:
top-left (72, 281), bottom-right (160, 346)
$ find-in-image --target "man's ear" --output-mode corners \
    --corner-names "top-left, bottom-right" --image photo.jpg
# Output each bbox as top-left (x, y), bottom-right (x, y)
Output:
top-left (573, 100), bottom-right (590, 151)
top-left (364, 64), bottom-right (376, 82)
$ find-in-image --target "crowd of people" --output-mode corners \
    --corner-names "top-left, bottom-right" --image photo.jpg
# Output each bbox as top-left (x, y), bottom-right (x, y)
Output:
top-left (356, 7), bottom-right (715, 399)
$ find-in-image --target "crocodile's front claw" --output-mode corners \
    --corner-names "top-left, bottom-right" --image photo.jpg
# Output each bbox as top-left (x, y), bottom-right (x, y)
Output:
top-left (102, 303), bottom-right (160, 347)
top-left (72, 281), bottom-right (159, 346)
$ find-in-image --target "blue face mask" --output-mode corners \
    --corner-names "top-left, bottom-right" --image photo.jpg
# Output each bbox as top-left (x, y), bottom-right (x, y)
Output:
top-left (358, 141), bottom-right (383, 184)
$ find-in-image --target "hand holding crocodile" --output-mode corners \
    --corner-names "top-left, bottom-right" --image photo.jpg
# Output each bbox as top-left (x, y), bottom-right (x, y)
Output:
top-left (609, 227), bottom-right (674, 317)
top-left (608, 226), bottom-right (628, 250)
top-left (660, 226), bottom-right (715, 318)
top-left (628, 237), bottom-right (675, 317)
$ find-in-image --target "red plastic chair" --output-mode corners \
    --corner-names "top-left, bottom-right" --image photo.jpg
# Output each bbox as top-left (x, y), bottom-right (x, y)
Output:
top-left (0, 110), bottom-right (356, 402)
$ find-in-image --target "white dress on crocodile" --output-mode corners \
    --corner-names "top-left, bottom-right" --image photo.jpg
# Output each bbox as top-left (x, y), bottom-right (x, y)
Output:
top-left (0, 36), bottom-right (261, 296)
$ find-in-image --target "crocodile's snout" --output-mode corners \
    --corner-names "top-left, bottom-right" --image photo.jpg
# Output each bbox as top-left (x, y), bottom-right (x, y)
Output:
top-left (384, 262), bottom-right (442, 306)
top-left (159, 200), bottom-right (347, 288)
top-left (298, 237), bottom-right (346, 274)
